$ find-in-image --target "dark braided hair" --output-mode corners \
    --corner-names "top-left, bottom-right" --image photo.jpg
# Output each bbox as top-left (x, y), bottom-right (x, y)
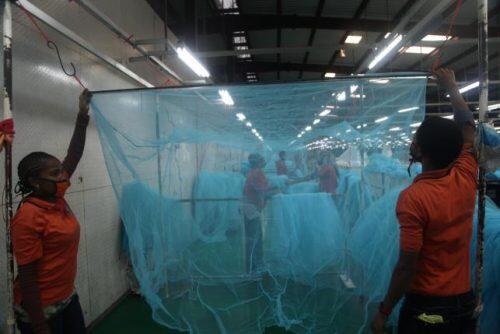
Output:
top-left (16, 152), bottom-right (58, 196)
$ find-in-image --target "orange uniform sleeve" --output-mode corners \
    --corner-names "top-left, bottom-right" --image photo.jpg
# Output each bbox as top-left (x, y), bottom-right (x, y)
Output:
top-left (453, 143), bottom-right (478, 183)
top-left (396, 190), bottom-right (425, 252)
top-left (11, 207), bottom-right (44, 266)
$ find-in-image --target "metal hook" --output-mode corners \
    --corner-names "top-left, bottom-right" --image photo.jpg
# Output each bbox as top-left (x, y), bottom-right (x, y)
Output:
top-left (47, 40), bottom-right (76, 77)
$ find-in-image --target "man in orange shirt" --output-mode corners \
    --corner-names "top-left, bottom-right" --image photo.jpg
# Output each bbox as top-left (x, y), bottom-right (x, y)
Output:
top-left (371, 68), bottom-right (477, 334)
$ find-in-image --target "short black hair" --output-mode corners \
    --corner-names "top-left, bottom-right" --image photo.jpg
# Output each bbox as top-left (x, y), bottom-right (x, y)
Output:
top-left (248, 153), bottom-right (264, 168)
top-left (17, 152), bottom-right (58, 195)
top-left (415, 117), bottom-right (463, 169)
top-left (279, 151), bottom-right (286, 158)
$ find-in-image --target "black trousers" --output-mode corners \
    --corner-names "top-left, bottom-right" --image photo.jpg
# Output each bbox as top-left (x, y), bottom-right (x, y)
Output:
top-left (398, 290), bottom-right (476, 334)
top-left (17, 294), bottom-right (86, 334)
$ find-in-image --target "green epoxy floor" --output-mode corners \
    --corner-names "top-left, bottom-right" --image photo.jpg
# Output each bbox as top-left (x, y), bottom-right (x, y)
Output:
top-left (90, 295), bottom-right (292, 334)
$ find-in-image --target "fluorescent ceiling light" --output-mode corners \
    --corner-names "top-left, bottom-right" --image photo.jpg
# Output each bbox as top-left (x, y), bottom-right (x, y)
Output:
top-left (176, 47), bottom-right (210, 78)
top-left (251, 128), bottom-right (257, 134)
top-left (313, 119), bottom-right (321, 125)
top-left (368, 34), bottom-right (403, 70)
top-left (422, 34), bottom-right (451, 42)
top-left (412, 130), bottom-right (417, 134)
top-left (337, 91), bottom-right (346, 101)
top-left (350, 85), bottom-right (359, 93)
top-left (384, 32), bottom-right (391, 39)
top-left (245, 122), bottom-right (252, 127)
top-left (319, 109), bottom-right (332, 117)
top-left (356, 125), bottom-right (361, 129)
top-left (370, 79), bottom-right (389, 84)
top-left (236, 113), bottom-right (246, 121)
top-left (445, 81), bottom-right (480, 97)
top-left (410, 122), bottom-right (421, 127)
top-left (218, 89), bottom-right (234, 105)
top-left (459, 81), bottom-right (480, 94)
top-left (363, 123), bottom-right (368, 127)
top-left (297, 133), bottom-right (303, 138)
top-left (346, 129), bottom-right (352, 133)
top-left (405, 46), bottom-right (436, 54)
top-left (488, 103), bottom-right (500, 111)
top-left (375, 116), bottom-right (389, 123)
top-left (305, 126), bottom-right (312, 131)
top-left (325, 72), bottom-right (336, 78)
top-left (345, 35), bottom-right (363, 44)
top-left (351, 94), bottom-right (366, 99)
top-left (398, 106), bottom-right (419, 113)
top-left (442, 115), bottom-right (454, 119)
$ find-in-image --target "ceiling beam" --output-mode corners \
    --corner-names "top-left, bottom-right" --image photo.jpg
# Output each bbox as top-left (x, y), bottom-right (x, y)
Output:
top-left (298, 0), bottom-right (326, 79)
top-left (210, 61), bottom-right (354, 74)
top-left (325, 0), bottom-right (371, 75)
top-left (197, 14), bottom-right (500, 38)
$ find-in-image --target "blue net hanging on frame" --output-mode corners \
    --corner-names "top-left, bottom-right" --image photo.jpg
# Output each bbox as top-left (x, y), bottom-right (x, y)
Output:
top-left (91, 75), bottom-right (500, 333)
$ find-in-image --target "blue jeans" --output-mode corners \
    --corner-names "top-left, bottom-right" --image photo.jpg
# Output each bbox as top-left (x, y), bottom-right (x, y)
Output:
top-left (17, 294), bottom-right (86, 334)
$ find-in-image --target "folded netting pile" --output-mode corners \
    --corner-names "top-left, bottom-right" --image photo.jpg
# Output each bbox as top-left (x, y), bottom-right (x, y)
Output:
top-left (90, 75), bottom-right (455, 333)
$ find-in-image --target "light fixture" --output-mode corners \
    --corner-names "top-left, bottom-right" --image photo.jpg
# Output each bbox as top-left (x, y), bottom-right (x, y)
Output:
top-left (384, 32), bottom-right (391, 39)
top-left (218, 89), bottom-right (234, 105)
top-left (363, 123), bottom-right (368, 127)
top-left (368, 34), bottom-right (403, 70)
top-left (345, 35), bottom-right (363, 44)
top-left (459, 81), bottom-right (480, 94)
top-left (488, 103), bottom-right (500, 111)
top-left (442, 115), bottom-right (454, 119)
top-left (252, 128), bottom-right (257, 134)
top-left (245, 122), bottom-right (252, 127)
top-left (305, 126), bottom-right (312, 131)
top-left (337, 91), bottom-right (346, 101)
top-left (370, 79), bottom-right (389, 84)
top-left (298, 133), bottom-right (303, 138)
top-left (422, 34), bottom-right (451, 42)
top-left (346, 129), bottom-right (352, 133)
top-left (447, 81), bottom-right (480, 97)
top-left (375, 116), bottom-right (389, 123)
top-left (356, 125), bottom-right (361, 129)
top-left (319, 109), bottom-right (332, 117)
top-left (398, 106), bottom-right (419, 113)
top-left (236, 113), bottom-right (246, 121)
top-left (313, 119), bottom-right (321, 125)
top-left (410, 122), bottom-right (421, 128)
top-left (176, 46), bottom-right (210, 78)
top-left (350, 85), bottom-right (359, 93)
top-left (389, 127), bottom-right (402, 132)
top-left (404, 46), bottom-right (436, 54)
top-left (325, 72), bottom-right (336, 78)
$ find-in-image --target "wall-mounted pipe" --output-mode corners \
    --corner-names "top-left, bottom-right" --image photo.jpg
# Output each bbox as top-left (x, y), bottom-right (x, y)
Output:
top-left (73, 0), bottom-right (182, 84)
top-left (17, 0), bottom-right (154, 88)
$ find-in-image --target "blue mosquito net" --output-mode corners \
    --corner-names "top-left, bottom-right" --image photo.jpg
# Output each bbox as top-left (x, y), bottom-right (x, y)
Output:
top-left (91, 75), bottom-right (500, 333)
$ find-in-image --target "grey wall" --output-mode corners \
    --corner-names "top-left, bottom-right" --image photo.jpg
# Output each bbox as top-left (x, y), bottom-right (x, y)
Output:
top-left (0, 0), bottom-right (180, 331)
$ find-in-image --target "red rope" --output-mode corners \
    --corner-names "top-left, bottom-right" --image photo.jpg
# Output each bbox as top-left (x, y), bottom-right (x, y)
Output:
top-left (432, 0), bottom-right (463, 69)
top-left (19, 3), bottom-right (87, 89)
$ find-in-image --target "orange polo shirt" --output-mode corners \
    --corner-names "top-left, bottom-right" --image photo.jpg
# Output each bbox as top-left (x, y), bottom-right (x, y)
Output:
top-left (11, 195), bottom-right (80, 307)
top-left (396, 143), bottom-right (477, 296)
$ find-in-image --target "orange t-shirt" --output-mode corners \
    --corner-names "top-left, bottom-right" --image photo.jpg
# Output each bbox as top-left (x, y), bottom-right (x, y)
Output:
top-left (396, 144), bottom-right (477, 296)
top-left (11, 196), bottom-right (80, 307)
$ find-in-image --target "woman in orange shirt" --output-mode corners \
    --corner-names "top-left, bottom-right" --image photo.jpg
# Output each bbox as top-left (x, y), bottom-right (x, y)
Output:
top-left (12, 90), bottom-right (92, 334)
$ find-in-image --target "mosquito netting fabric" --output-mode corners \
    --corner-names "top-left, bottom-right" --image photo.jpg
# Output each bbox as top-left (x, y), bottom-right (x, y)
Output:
top-left (91, 75), bottom-right (500, 333)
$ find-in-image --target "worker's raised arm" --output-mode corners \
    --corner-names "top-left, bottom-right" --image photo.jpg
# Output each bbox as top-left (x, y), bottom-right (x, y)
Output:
top-left (434, 68), bottom-right (475, 144)
top-left (62, 89), bottom-right (92, 177)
